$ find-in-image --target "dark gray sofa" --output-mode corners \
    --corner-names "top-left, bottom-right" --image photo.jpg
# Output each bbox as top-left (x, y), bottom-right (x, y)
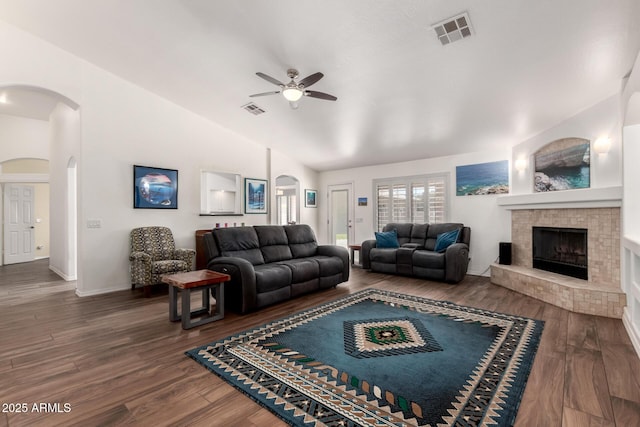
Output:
top-left (361, 222), bottom-right (470, 283)
top-left (202, 224), bottom-right (349, 313)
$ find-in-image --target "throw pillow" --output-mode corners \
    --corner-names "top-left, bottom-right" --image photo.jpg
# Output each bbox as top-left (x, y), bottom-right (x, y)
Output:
top-left (375, 230), bottom-right (400, 249)
top-left (434, 229), bottom-right (460, 253)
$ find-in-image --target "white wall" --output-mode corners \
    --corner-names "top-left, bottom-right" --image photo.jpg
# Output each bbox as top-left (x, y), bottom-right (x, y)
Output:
top-left (622, 49), bottom-right (640, 356)
top-left (49, 102), bottom-right (80, 281)
top-left (0, 19), bottom-right (318, 295)
top-left (511, 95), bottom-right (622, 194)
top-left (319, 150), bottom-right (512, 276)
top-left (0, 114), bottom-right (49, 163)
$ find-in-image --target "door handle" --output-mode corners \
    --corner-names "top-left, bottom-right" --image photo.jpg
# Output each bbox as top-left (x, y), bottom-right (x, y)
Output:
top-left (30, 226), bottom-right (35, 229)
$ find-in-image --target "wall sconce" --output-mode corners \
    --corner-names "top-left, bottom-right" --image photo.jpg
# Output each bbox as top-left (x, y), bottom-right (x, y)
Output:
top-left (593, 137), bottom-right (611, 155)
top-left (515, 158), bottom-right (528, 172)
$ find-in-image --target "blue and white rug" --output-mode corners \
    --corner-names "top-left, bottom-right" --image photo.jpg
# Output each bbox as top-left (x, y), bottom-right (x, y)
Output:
top-left (186, 288), bottom-right (544, 426)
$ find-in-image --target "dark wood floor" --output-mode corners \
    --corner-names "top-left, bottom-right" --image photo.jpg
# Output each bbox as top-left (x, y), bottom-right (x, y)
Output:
top-left (1, 260), bottom-right (639, 426)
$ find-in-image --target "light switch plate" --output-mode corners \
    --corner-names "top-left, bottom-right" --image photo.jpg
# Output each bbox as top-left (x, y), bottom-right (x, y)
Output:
top-left (87, 219), bottom-right (102, 228)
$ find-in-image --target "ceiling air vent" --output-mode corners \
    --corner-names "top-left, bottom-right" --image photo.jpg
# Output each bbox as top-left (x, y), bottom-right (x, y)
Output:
top-left (242, 102), bottom-right (266, 115)
top-left (432, 12), bottom-right (473, 46)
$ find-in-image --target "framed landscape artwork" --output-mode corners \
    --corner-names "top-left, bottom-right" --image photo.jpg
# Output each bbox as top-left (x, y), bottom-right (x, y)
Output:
top-left (245, 178), bottom-right (268, 214)
top-left (534, 138), bottom-right (590, 192)
top-left (305, 189), bottom-right (318, 208)
top-left (456, 160), bottom-right (509, 196)
top-left (133, 165), bottom-right (178, 209)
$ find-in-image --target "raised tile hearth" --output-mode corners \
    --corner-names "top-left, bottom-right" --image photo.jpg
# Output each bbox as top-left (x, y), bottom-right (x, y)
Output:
top-left (491, 264), bottom-right (625, 318)
top-left (490, 204), bottom-right (625, 318)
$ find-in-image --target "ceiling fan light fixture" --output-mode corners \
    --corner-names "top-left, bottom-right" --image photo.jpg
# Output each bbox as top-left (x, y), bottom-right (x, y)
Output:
top-left (282, 86), bottom-right (303, 102)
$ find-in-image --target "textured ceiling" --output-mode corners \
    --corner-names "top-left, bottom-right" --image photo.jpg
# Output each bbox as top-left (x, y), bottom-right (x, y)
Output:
top-left (1, 0), bottom-right (638, 171)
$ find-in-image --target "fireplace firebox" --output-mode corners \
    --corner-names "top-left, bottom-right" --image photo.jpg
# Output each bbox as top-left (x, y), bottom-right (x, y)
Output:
top-left (532, 226), bottom-right (588, 280)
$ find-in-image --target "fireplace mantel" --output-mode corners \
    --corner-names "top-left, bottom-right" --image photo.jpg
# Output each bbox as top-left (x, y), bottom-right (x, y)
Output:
top-left (497, 186), bottom-right (622, 210)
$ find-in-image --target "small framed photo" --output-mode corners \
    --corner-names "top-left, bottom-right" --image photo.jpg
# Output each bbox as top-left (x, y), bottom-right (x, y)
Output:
top-left (305, 189), bottom-right (318, 208)
top-left (133, 165), bottom-right (178, 209)
top-left (245, 178), bottom-right (268, 214)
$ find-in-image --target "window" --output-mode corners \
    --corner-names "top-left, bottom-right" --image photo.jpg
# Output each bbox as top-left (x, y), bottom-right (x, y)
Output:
top-left (373, 173), bottom-right (449, 231)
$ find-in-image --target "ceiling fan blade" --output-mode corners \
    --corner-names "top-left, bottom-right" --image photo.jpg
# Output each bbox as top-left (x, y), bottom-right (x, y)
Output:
top-left (305, 90), bottom-right (337, 101)
top-left (298, 72), bottom-right (324, 88)
top-left (256, 72), bottom-right (284, 87)
top-left (249, 91), bottom-right (280, 97)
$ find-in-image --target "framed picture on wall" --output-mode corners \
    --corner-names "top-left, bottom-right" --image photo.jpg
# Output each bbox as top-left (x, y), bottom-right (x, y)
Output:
top-left (245, 178), bottom-right (268, 214)
top-left (455, 160), bottom-right (509, 196)
top-left (133, 165), bottom-right (178, 209)
top-left (305, 189), bottom-right (318, 208)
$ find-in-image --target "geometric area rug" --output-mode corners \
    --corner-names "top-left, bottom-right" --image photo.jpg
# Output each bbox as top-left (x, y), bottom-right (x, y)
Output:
top-left (186, 289), bottom-right (544, 426)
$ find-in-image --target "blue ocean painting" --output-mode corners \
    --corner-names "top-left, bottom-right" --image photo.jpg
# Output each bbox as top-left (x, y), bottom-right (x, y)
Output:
top-left (534, 142), bottom-right (590, 192)
top-left (456, 160), bottom-right (509, 196)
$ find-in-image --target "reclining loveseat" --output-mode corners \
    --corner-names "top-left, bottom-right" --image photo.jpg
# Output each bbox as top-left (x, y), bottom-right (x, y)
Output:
top-left (361, 222), bottom-right (470, 283)
top-left (202, 224), bottom-right (349, 313)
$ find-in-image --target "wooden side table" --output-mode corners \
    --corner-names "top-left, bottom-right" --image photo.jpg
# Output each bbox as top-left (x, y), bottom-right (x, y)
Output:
top-left (348, 244), bottom-right (362, 268)
top-left (195, 229), bottom-right (212, 270)
top-left (162, 270), bottom-right (230, 330)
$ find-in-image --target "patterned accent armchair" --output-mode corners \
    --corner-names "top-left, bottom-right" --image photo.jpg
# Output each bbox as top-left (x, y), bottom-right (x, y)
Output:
top-left (129, 226), bottom-right (195, 297)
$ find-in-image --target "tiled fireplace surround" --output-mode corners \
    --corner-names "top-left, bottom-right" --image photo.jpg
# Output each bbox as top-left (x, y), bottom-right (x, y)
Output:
top-left (491, 207), bottom-right (626, 318)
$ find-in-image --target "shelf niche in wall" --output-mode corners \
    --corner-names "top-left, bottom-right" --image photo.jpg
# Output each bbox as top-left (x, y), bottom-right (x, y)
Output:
top-left (200, 171), bottom-right (243, 215)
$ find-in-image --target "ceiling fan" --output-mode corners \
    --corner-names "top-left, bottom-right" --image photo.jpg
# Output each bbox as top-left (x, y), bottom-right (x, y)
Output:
top-left (250, 68), bottom-right (337, 109)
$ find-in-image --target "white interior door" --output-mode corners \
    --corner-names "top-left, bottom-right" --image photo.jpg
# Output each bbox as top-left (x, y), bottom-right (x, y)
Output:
top-left (3, 184), bottom-right (36, 265)
top-left (328, 183), bottom-right (353, 249)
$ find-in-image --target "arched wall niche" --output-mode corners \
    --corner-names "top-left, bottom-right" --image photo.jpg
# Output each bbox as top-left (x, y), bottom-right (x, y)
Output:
top-left (532, 137), bottom-right (590, 193)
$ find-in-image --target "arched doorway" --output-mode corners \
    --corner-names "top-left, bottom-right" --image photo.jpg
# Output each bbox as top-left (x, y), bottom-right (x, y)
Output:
top-left (275, 175), bottom-right (300, 225)
top-left (0, 85), bottom-right (80, 283)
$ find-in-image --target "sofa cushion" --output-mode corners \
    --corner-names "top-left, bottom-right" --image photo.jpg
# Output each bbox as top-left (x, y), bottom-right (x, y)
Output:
top-left (375, 230), bottom-right (399, 248)
top-left (434, 229), bottom-right (461, 253)
top-left (383, 223), bottom-right (413, 246)
top-left (409, 223), bottom-right (429, 247)
top-left (370, 248), bottom-right (397, 264)
top-left (401, 243), bottom-right (423, 249)
top-left (285, 224), bottom-right (318, 258)
top-left (255, 225), bottom-right (293, 263)
top-left (253, 264), bottom-right (292, 293)
top-left (213, 227), bottom-right (265, 265)
top-left (313, 256), bottom-right (345, 277)
top-left (278, 258), bottom-right (320, 283)
top-left (412, 250), bottom-right (446, 269)
top-left (424, 223), bottom-right (464, 251)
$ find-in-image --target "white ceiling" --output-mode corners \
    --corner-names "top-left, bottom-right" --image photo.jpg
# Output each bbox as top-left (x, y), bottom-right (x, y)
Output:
top-left (1, 0), bottom-right (638, 171)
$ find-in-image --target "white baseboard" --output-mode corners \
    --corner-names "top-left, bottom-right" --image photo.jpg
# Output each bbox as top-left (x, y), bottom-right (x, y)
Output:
top-left (75, 284), bottom-right (130, 297)
top-left (49, 265), bottom-right (76, 281)
top-left (622, 307), bottom-right (640, 358)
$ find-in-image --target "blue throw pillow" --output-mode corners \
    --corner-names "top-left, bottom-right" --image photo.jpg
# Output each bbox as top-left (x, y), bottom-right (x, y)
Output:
top-left (375, 230), bottom-right (400, 248)
top-left (434, 229), bottom-right (460, 253)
